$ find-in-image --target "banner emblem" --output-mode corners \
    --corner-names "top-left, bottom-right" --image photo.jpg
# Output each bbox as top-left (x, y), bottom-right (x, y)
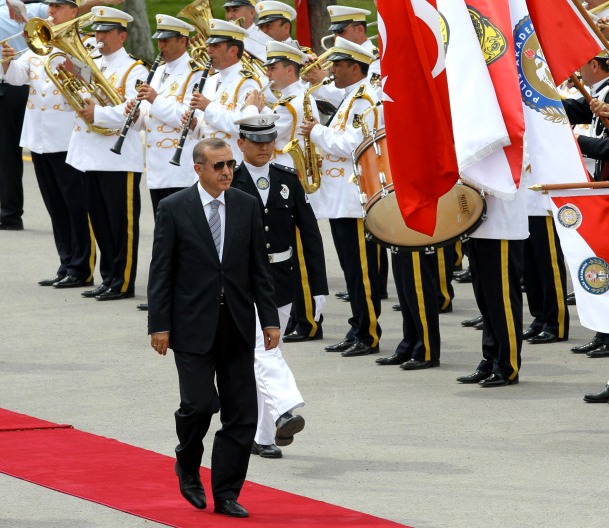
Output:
top-left (557, 204), bottom-right (582, 229)
top-left (468, 6), bottom-right (507, 65)
top-left (579, 257), bottom-right (609, 295)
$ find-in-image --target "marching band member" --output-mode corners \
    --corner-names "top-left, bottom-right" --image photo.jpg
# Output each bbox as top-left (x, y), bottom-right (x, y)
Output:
top-left (67, 6), bottom-right (148, 301)
top-left (231, 114), bottom-right (327, 458)
top-left (255, 1), bottom-right (297, 45)
top-left (1, 0), bottom-right (93, 285)
top-left (300, 37), bottom-right (382, 358)
top-left (188, 19), bottom-right (261, 164)
top-left (222, 0), bottom-right (270, 62)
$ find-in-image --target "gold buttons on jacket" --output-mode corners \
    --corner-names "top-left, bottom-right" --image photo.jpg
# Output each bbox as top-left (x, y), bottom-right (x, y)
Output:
top-left (147, 144), bottom-right (151, 148)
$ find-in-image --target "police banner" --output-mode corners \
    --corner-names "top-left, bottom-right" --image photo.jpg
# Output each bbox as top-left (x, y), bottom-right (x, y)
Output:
top-left (549, 189), bottom-right (609, 333)
top-left (509, 0), bottom-right (589, 211)
top-left (526, 0), bottom-right (603, 85)
top-left (438, 0), bottom-right (517, 199)
top-left (378, 0), bottom-right (459, 236)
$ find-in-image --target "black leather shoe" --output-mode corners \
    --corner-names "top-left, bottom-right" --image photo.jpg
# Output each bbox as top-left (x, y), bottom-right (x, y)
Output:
top-left (38, 275), bottom-right (65, 286)
top-left (453, 268), bottom-right (472, 283)
top-left (571, 339), bottom-right (602, 353)
top-left (275, 412), bottom-right (305, 446)
top-left (440, 303), bottom-right (453, 314)
top-left (392, 304), bottom-right (401, 311)
top-left (461, 315), bottom-right (483, 327)
top-left (527, 331), bottom-right (563, 345)
top-left (82, 285), bottom-right (108, 298)
top-left (473, 320), bottom-right (484, 330)
top-left (522, 326), bottom-right (542, 340)
top-left (375, 353), bottom-right (407, 365)
top-left (325, 339), bottom-right (354, 352)
top-left (53, 275), bottom-right (92, 288)
top-left (583, 385), bottom-right (609, 403)
top-left (341, 294), bottom-right (350, 302)
top-left (174, 461), bottom-right (206, 509)
top-left (96, 289), bottom-right (134, 301)
top-left (283, 327), bottom-right (323, 343)
top-left (137, 303), bottom-right (148, 311)
top-left (251, 441), bottom-right (282, 458)
top-left (587, 345), bottom-right (609, 358)
top-left (0, 222), bottom-right (23, 230)
top-left (400, 359), bottom-right (440, 370)
top-left (335, 291), bottom-right (348, 299)
top-left (457, 370), bottom-right (491, 383)
top-left (341, 341), bottom-right (379, 357)
top-left (567, 291), bottom-right (576, 306)
top-left (214, 499), bottom-right (248, 518)
top-left (479, 373), bottom-right (519, 387)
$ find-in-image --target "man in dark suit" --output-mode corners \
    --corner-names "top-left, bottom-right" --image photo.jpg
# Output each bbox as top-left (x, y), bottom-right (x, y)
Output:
top-left (148, 137), bottom-right (280, 518)
top-left (231, 114), bottom-right (328, 458)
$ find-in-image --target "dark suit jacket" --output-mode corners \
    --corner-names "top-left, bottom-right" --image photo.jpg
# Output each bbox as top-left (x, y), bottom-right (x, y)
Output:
top-left (147, 184), bottom-right (280, 354)
top-left (231, 162), bottom-right (328, 307)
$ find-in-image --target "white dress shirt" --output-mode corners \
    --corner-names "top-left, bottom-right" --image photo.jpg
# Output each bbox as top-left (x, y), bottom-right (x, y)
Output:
top-left (197, 182), bottom-right (226, 261)
top-left (243, 160), bottom-right (270, 205)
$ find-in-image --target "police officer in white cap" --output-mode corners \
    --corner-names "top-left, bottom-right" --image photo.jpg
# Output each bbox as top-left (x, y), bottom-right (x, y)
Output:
top-left (0, 0), bottom-right (94, 284)
top-left (64, 6), bottom-right (148, 301)
top-left (187, 19), bottom-right (262, 164)
top-left (305, 5), bottom-right (381, 109)
top-left (256, 1), bottom-right (297, 44)
top-left (231, 113), bottom-right (327, 458)
top-left (301, 37), bottom-right (383, 358)
top-left (222, 0), bottom-right (270, 62)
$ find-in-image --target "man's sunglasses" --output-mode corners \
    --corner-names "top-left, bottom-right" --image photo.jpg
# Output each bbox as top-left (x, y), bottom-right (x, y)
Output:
top-left (197, 160), bottom-right (237, 171)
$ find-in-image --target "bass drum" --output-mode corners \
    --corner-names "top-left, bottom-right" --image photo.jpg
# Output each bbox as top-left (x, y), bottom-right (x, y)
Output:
top-left (353, 128), bottom-right (487, 252)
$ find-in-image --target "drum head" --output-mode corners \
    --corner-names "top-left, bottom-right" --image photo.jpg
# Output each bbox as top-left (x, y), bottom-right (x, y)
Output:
top-left (365, 182), bottom-right (486, 251)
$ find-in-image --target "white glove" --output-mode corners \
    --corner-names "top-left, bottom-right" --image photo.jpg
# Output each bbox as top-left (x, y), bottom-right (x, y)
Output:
top-left (313, 295), bottom-right (326, 322)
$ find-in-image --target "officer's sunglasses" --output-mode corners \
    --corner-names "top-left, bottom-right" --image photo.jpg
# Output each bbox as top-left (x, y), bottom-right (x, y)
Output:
top-left (197, 160), bottom-right (237, 171)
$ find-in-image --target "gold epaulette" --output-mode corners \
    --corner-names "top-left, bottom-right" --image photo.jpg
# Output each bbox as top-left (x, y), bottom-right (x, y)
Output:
top-left (240, 69), bottom-right (255, 78)
top-left (275, 95), bottom-right (296, 106)
top-left (128, 53), bottom-right (151, 70)
top-left (189, 59), bottom-right (203, 72)
top-left (353, 84), bottom-right (367, 98)
top-left (371, 47), bottom-right (380, 59)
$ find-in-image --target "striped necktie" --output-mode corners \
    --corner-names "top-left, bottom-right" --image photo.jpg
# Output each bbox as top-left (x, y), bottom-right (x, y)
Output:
top-left (208, 200), bottom-right (221, 255)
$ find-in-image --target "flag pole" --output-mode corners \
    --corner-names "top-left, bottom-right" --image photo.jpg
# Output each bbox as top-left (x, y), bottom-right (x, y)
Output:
top-left (529, 181), bottom-right (609, 191)
top-left (571, 0), bottom-right (609, 49)
top-left (569, 74), bottom-right (609, 130)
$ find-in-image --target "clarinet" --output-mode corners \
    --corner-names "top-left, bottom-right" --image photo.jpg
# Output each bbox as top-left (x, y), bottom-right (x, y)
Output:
top-left (110, 53), bottom-right (163, 155)
top-left (170, 59), bottom-right (213, 167)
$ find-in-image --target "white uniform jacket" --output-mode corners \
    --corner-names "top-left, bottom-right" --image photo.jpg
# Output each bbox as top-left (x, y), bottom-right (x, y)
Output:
top-left (309, 80), bottom-right (380, 219)
top-left (66, 47), bottom-right (148, 173)
top-left (1, 49), bottom-right (73, 154)
top-left (194, 61), bottom-right (262, 163)
top-left (136, 52), bottom-right (203, 189)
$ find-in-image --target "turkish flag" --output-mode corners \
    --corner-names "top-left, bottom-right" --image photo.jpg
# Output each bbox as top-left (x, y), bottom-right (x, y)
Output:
top-left (295, 0), bottom-right (312, 49)
top-left (527, 0), bottom-right (603, 85)
top-left (378, 0), bottom-right (459, 236)
top-left (467, 0), bottom-right (525, 186)
top-left (550, 189), bottom-right (609, 332)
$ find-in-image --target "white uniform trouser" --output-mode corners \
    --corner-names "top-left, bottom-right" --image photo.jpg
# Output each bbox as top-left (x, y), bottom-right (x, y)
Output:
top-left (254, 303), bottom-right (304, 445)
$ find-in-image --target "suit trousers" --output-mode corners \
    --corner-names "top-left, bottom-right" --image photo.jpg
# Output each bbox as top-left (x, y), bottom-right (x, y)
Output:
top-left (469, 238), bottom-right (524, 380)
top-left (31, 152), bottom-right (93, 280)
top-left (392, 250), bottom-right (441, 362)
top-left (523, 216), bottom-right (569, 339)
top-left (329, 218), bottom-right (382, 347)
top-left (254, 303), bottom-right (303, 445)
top-left (84, 170), bottom-right (140, 293)
top-left (0, 83), bottom-right (28, 227)
top-left (173, 304), bottom-right (257, 502)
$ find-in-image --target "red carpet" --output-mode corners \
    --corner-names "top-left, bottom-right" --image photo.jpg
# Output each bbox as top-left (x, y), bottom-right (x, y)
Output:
top-left (0, 409), bottom-right (410, 528)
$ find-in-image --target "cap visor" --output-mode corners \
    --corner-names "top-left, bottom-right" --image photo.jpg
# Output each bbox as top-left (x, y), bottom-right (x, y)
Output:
top-left (241, 131), bottom-right (277, 143)
top-left (257, 14), bottom-right (288, 25)
top-left (326, 51), bottom-right (352, 62)
top-left (205, 35), bottom-right (235, 44)
top-left (222, 0), bottom-right (252, 6)
top-left (261, 56), bottom-right (284, 67)
top-left (329, 21), bottom-right (350, 32)
top-left (91, 22), bottom-right (123, 31)
top-left (152, 30), bottom-right (184, 39)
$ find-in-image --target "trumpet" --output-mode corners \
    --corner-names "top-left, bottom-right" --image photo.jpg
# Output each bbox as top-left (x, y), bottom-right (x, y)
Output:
top-left (300, 49), bottom-right (334, 78)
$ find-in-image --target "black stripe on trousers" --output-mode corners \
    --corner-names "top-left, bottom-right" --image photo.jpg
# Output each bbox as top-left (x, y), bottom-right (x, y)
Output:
top-left (469, 238), bottom-right (524, 379)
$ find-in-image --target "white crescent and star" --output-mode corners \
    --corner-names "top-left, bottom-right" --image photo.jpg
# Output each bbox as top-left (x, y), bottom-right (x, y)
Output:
top-left (379, 0), bottom-right (446, 103)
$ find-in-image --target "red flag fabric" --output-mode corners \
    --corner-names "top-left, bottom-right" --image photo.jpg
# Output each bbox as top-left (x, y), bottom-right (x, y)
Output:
top-left (526, 0), bottom-right (603, 85)
top-left (467, 0), bottom-right (525, 186)
top-left (378, 0), bottom-right (459, 235)
top-left (295, 0), bottom-right (312, 49)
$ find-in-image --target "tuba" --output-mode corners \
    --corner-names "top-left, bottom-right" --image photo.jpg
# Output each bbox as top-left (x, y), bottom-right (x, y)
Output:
top-left (24, 13), bottom-right (123, 135)
top-left (282, 76), bottom-right (334, 194)
top-left (177, 0), bottom-right (214, 65)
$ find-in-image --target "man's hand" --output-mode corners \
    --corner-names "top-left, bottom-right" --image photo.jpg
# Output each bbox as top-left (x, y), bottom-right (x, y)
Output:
top-left (263, 328), bottom-right (280, 350)
top-left (244, 89), bottom-right (264, 111)
top-left (302, 66), bottom-right (329, 85)
top-left (180, 110), bottom-right (197, 131)
top-left (151, 332), bottom-right (170, 356)
top-left (598, 16), bottom-right (609, 40)
top-left (190, 92), bottom-right (212, 111)
top-left (2, 42), bottom-right (16, 73)
top-left (124, 99), bottom-right (140, 122)
top-left (590, 97), bottom-right (609, 118)
top-left (78, 98), bottom-right (96, 123)
top-left (137, 84), bottom-right (158, 104)
top-left (299, 117), bottom-right (319, 137)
